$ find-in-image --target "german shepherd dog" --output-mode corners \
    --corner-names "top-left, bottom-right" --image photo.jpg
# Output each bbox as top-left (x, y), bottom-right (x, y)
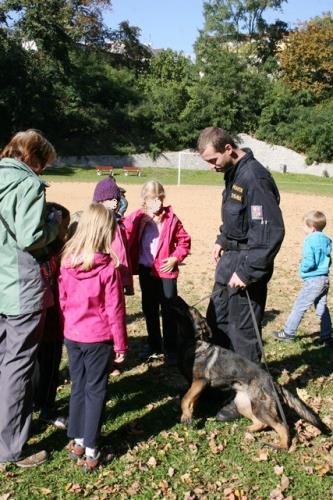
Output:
top-left (172, 296), bottom-right (330, 449)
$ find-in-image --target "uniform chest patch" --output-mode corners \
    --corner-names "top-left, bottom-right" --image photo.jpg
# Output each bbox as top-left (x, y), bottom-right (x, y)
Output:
top-left (251, 205), bottom-right (263, 220)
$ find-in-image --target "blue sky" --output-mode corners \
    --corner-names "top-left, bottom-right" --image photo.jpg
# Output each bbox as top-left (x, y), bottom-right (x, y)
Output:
top-left (104, 0), bottom-right (333, 55)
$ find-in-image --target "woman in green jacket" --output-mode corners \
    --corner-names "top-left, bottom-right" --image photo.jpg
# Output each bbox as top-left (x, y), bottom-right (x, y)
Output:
top-left (0, 129), bottom-right (59, 469)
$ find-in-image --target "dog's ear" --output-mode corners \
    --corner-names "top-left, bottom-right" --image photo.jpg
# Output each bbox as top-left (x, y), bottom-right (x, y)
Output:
top-left (188, 307), bottom-right (213, 341)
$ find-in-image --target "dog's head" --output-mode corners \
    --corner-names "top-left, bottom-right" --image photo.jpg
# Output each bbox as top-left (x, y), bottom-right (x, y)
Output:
top-left (171, 296), bottom-right (213, 343)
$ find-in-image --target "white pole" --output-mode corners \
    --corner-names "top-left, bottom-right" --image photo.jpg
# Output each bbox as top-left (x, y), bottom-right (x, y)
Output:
top-left (177, 152), bottom-right (181, 187)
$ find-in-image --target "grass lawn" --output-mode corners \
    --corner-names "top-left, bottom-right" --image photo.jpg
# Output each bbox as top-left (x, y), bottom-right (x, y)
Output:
top-left (42, 166), bottom-right (333, 197)
top-left (0, 292), bottom-right (332, 499)
top-left (1, 169), bottom-right (333, 498)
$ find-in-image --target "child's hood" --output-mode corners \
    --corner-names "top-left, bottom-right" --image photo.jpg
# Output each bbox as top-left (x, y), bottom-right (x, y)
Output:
top-left (63, 253), bottom-right (113, 280)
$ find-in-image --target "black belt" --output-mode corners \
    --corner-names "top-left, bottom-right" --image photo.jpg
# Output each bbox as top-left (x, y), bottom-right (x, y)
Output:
top-left (224, 241), bottom-right (249, 251)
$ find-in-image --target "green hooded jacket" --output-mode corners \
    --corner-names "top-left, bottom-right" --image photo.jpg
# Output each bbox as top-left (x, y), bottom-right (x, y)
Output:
top-left (0, 158), bottom-right (59, 315)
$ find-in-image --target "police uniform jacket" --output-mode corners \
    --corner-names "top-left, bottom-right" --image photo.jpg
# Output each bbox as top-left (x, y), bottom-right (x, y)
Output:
top-left (215, 151), bottom-right (285, 285)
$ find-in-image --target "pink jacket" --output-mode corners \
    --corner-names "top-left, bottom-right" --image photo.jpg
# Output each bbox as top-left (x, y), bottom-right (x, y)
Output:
top-left (58, 253), bottom-right (127, 352)
top-left (112, 221), bottom-right (134, 292)
top-left (123, 206), bottom-right (191, 279)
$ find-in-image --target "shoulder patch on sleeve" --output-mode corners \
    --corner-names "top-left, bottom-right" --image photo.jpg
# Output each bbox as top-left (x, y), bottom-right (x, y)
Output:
top-left (231, 192), bottom-right (242, 202)
top-left (251, 205), bottom-right (263, 220)
top-left (232, 184), bottom-right (243, 194)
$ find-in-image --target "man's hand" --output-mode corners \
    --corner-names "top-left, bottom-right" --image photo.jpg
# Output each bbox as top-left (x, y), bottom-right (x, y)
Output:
top-left (228, 272), bottom-right (246, 289)
top-left (160, 256), bottom-right (178, 273)
top-left (212, 243), bottom-right (223, 263)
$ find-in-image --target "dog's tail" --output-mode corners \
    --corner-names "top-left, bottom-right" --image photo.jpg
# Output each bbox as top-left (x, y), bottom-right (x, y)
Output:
top-left (276, 384), bottom-right (331, 435)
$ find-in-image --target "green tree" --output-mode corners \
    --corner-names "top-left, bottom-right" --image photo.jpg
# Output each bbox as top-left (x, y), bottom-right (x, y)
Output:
top-left (278, 14), bottom-right (333, 97)
top-left (187, 35), bottom-right (270, 142)
top-left (141, 49), bottom-right (195, 155)
top-left (202, 0), bottom-right (286, 39)
top-left (108, 21), bottom-right (152, 75)
top-left (256, 81), bottom-right (333, 163)
top-left (255, 19), bottom-right (289, 70)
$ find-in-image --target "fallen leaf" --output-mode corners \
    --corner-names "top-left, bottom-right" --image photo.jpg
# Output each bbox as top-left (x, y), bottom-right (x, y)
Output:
top-left (147, 456), bottom-right (157, 468)
top-left (189, 443), bottom-right (198, 454)
top-left (168, 466), bottom-right (175, 477)
top-left (255, 449), bottom-right (269, 462)
top-left (244, 432), bottom-right (255, 442)
top-left (39, 488), bottom-right (52, 496)
top-left (180, 473), bottom-right (192, 485)
top-left (274, 465), bottom-right (284, 476)
top-left (269, 487), bottom-right (284, 500)
top-left (223, 487), bottom-right (234, 497)
top-left (315, 464), bottom-right (331, 476)
top-left (158, 480), bottom-right (169, 493)
top-left (127, 481), bottom-right (140, 495)
top-left (280, 475), bottom-right (290, 492)
top-left (65, 483), bottom-right (82, 494)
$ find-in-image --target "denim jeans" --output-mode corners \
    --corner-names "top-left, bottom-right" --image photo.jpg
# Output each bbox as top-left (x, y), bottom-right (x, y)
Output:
top-left (284, 276), bottom-right (332, 339)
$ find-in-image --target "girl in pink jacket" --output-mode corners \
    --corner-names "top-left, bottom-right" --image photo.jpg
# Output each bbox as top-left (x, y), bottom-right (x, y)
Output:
top-left (59, 204), bottom-right (127, 472)
top-left (124, 180), bottom-right (191, 365)
top-left (92, 175), bottom-right (134, 296)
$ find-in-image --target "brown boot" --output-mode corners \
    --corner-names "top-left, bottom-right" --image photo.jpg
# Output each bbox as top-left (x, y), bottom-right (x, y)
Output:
top-left (15, 450), bottom-right (48, 468)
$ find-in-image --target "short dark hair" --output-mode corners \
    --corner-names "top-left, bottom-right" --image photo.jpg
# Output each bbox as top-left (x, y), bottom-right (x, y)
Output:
top-left (197, 127), bottom-right (237, 153)
top-left (46, 202), bottom-right (70, 220)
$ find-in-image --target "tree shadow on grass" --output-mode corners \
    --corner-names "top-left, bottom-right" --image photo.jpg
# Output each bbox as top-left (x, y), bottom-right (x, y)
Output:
top-left (36, 335), bottom-right (333, 456)
top-left (262, 308), bottom-right (281, 327)
top-left (126, 311), bottom-right (145, 325)
top-left (43, 166), bottom-right (92, 176)
top-left (268, 342), bottom-right (333, 387)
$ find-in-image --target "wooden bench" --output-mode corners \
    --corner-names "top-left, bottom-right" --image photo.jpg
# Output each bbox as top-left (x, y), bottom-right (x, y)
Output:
top-left (95, 165), bottom-right (113, 176)
top-left (122, 165), bottom-right (142, 176)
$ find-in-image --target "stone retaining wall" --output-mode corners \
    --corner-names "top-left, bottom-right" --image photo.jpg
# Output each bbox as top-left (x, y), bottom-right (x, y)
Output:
top-left (55, 134), bottom-right (333, 177)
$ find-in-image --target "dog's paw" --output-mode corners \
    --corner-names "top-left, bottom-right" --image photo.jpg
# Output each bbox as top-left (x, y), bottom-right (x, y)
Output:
top-left (181, 415), bottom-right (193, 426)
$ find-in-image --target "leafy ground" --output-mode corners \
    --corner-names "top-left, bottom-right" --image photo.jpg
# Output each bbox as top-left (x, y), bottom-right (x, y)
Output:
top-left (1, 183), bottom-right (333, 499)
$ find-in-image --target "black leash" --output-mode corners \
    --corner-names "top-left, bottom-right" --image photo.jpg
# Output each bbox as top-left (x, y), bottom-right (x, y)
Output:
top-left (191, 289), bottom-right (288, 429)
top-left (191, 289), bottom-right (221, 308)
top-left (245, 289), bottom-right (288, 429)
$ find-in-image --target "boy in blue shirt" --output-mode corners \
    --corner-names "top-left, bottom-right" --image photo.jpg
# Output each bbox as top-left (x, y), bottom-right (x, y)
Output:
top-left (273, 210), bottom-right (333, 346)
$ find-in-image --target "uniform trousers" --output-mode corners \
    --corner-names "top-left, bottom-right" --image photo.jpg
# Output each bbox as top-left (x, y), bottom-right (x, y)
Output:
top-left (0, 311), bottom-right (43, 462)
top-left (207, 281), bottom-right (267, 364)
top-left (65, 339), bottom-right (112, 449)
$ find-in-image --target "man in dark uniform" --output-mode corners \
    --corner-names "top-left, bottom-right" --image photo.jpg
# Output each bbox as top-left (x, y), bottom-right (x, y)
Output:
top-left (198, 127), bottom-right (285, 421)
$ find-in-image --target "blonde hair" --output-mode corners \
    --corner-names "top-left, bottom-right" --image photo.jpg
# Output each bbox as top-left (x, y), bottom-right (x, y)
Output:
top-left (304, 210), bottom-right (327, 231)
top-left (141, 180), bottom-right (165, 203)
top-left (1, 129), bottom-right (56, 171)
top-left (61, 204), bottom-right (119, 270)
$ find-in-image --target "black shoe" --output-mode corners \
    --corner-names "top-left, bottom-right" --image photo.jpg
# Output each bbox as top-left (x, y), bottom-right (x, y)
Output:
top-left (216, 401), bottom-right (240, 422)
top-left (313, 337), bottom-right (333, 347)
